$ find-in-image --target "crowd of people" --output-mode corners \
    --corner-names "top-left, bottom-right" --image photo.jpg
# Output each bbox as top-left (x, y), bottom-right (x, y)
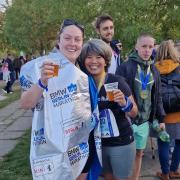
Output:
top-left (0, 54), bottom-right (36, 93)
top-left (15, 14), bottom-right (180, 180)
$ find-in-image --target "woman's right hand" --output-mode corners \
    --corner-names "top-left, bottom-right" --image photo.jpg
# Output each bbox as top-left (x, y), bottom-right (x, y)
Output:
top-left (40, 61), bottom-right (55, 86)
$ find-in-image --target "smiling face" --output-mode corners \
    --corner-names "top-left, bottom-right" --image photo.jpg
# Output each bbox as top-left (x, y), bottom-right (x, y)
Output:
top-left (96, 20), bottom-right (114, 44)
top-left (84, 54), bottom-right (106, 77)
top-left (58, 25), bottom-right (83, 64)
top-left (136, 36), bottom-right (155, 61)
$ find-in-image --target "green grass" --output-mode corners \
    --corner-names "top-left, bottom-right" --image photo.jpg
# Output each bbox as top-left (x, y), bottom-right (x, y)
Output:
top-left (0, 82), bottom-right (32, 179)
top-left (0, 130), bottom-right (32, 180)
top-left (0, 83), bottom-right (21, 109)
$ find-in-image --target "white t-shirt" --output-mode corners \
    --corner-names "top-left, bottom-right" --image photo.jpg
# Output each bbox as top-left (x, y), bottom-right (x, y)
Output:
top-left (108, 50), bottom-right (119, 74)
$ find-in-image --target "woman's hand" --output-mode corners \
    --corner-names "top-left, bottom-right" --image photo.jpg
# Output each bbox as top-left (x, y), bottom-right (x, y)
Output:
top-left (40, 61), bottom-right (55, 86)
top-left (20, 60), bottom-right (55, 110)
top-left (113, 89), bottom-right (126, 107)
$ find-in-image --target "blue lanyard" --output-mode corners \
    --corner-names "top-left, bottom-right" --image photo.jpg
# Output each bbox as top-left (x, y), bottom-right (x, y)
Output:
top-left (138, 65), bottom-right (151, 90)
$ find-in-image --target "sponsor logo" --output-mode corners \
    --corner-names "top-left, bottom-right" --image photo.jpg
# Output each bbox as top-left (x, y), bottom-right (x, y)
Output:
top-left (91, 111), bottom-right (99, 128)
top-left (64, 125), bottom-right (79, 136)
top-left (33, 128), bottom-right (46, 146)
top-left (68, 143), bottom-right (89, 166)
top-left (94, 136), bottom-right (102, 150)
top-left (20, 75), bottom-right (32, 89)
top-left (67, 83), bottom-right (77, 93)
top-left (79, 142), bottom-right (88, 154)
top-left (33, 162), bottom-right (54, 177)
top-left (49, 83), bottom-right (78, 107)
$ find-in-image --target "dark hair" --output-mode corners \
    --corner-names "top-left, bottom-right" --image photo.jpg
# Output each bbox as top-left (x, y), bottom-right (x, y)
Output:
top-left (94, 14), bottom-right (113, 29)
top-left (80, 39), bottom-right (112, 73)
top-left (56, 19), bottom-right (84, 49)
top-left (60, 19), bottom-right (84, 35)
top-left (112, 39), bottom-right (121, 45)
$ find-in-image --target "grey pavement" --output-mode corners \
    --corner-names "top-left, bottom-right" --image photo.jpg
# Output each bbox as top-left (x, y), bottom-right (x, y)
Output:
top-left (0, 96), bottom-right (178, 179)
top-left (0, 99), bottom-right (32, 158)
top-left (99, 138), bottom-right (161, 180)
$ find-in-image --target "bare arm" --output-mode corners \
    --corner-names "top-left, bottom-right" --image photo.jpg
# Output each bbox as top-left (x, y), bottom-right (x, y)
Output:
top-left (20, 61), bottom-right (54, 110)
top-left (20, 85), bottom-right (44, 110)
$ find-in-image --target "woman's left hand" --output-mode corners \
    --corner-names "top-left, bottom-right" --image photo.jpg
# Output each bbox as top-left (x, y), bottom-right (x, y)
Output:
top-left (113, 89), bottom-right (126, 107)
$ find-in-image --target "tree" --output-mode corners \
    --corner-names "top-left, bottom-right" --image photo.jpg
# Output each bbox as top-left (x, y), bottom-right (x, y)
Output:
top-left (1, 0), bottom-right (179, 55)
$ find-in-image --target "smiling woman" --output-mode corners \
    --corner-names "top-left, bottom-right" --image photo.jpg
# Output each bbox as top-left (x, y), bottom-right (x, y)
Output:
top-left (80, 39), bottom-right (138, 180)
top-left (20, 19), bottom-right (84, 109)
top-left (19, 19), bottom-right (96, 180)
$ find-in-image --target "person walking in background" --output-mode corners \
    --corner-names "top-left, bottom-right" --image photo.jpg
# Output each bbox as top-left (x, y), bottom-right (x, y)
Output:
top-left (80, 38), bottom-right (138, 180)
top-left (1, 60), bottom-right (9, 82)
top-left (2, 54), bottom-right (16, 93)
top-left (94, 14), bottom-right (121, 74)
top-left (116, 33), bottom-right (166, 180)
top-left (13, 56), bottom-right (24, 79)
top-left (155, 40), bottom-right (180, 180)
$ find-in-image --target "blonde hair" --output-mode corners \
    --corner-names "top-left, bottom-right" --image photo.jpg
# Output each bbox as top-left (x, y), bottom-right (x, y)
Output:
top-left (156, 40), bottom-right (180, 64)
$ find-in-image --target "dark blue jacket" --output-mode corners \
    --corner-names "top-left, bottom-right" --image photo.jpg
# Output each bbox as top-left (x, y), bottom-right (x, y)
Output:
top-left (116, 58), bottom-right (166, 123)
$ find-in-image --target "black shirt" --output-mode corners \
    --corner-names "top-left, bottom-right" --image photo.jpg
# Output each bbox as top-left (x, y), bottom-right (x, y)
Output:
top-left (98, 73), bottom-right (134, 146)
top-left (6, 58), bottom-right (14, 72)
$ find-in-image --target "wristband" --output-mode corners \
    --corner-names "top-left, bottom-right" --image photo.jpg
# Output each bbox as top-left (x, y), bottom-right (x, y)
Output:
top-left (121, 96), bottom-right (133, 112)
top-left (38, 79), bottom-right (48, 92)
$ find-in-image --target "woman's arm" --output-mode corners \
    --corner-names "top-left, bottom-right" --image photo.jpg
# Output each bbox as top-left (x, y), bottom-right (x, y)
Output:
top-left (20, 84), bottom-right (44, 110)
top-left (113, 90), bottom-right (138, 118)
top-left (20, 61), bottom-right (54, 110)
top-left (126, 95), bottom-right (138, 118)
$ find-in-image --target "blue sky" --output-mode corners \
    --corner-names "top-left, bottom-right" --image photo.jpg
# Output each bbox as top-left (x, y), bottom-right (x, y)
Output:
top-left (0, 0), bottom-right (6, 5)
top-left (0, 0), bottom-right (11, 11)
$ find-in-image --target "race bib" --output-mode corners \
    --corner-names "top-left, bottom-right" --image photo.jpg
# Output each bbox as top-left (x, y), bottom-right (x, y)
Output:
top-left (99, 109), bottom-right (119, 138)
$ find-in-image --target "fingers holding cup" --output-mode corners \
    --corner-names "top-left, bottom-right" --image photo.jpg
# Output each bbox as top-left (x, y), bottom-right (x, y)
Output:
top-left (40, 61), bottom-right (55, 85)
top-left (113, 89), bottom-right (126, 106)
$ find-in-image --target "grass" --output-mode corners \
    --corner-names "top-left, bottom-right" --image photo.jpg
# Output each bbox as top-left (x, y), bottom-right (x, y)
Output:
top-left (0, 82), bottom-right (21, 109)
top-left (0, 81), bottom-right (32, 179)
top-left (0, 130), bottom-right (32, 180)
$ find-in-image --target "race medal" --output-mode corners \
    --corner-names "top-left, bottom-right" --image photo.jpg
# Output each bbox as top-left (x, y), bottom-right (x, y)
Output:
top-left (140, 90), bottom-right (148, 99)
top-left (138, 65), bottom-right (151, 99)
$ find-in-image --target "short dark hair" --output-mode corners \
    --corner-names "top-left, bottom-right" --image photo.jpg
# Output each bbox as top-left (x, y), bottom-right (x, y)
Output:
top-left (94, 14), bottom-right (113, 29)
top-left (80, 39), bottom-right (112, 73)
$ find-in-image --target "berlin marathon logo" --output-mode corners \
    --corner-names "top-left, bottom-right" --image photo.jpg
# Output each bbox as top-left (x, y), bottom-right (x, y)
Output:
top-left (19, 75), bottom-right (32, 89)
top-left (49, 83), bottom-right (78, 107)
top-left (68, 142), bottom-right (89, 166)
top-left (33, 128), bottom-right (46, 146)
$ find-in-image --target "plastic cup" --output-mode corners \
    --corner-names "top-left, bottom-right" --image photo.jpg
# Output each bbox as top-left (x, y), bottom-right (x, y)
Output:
top-left (104, 82), bottom-right (118, 101)
top-left (47, 64), bottom-right (59, 77)
top-left (53, 64), bottom-right (59, 77)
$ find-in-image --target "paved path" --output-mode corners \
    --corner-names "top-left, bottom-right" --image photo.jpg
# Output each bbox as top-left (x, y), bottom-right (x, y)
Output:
top-left (0, 98), bottom-right (178, 179)
top-left (0, 100), bottom-right (32, 158)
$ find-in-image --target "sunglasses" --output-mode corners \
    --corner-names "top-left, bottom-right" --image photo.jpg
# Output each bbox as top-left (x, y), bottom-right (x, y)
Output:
top-left (117, 44), bottom-right (122, 48)
top-left (60, 19), bottom-right (84, 34)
